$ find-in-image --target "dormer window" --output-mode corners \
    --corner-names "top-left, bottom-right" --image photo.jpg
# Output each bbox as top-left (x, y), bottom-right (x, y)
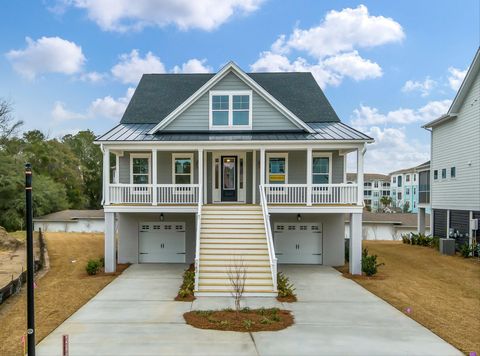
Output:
top-left (209, 90), bottom-right (252, 130)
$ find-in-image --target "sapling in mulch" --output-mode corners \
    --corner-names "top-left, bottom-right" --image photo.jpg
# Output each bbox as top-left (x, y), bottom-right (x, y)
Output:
top-left (227, 257), bottom-right (247, 313)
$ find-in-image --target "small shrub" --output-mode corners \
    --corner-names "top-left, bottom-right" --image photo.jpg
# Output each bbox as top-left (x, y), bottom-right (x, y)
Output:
top-left (260, 317), bottom-right (273, 325)
top-left (176, 267), bottom-right (195, 299)
top-left (242, 319), bottom-right (254, 330)
top-left (361, 248), bottom-right (384, 276)
top-left (401, 234), bottom-right (411, 244)
top-left (430, 236), bottom-right (440, 249)
top-left (240, 307), bottom-right (251, 313)
top-left (277, 272), bottom-right (296, 298)
top-left (219, 320), bottom-right (229, 327)
top-left (459, 243), bottom-right (473, 258)
top-left (85, 259), bottom-right (101, 275)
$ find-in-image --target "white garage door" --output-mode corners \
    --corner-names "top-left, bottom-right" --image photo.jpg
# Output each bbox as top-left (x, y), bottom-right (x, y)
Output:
top-left (139, 222), bottom-right (186, 263)
top-left (273, 223), bottom-right (323, 264)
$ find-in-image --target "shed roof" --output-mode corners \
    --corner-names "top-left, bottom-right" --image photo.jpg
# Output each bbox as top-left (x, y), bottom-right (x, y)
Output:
top-left (34, 210), bottom-right (104, 222)
top-left (345, 212), bottom-right (430, 227)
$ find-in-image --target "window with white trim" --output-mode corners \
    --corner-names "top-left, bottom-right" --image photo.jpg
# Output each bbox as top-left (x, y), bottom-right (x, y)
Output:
top-left (210, 90), bottom-right (252, 129)
top-left (266, 153), bottom-right (288, 184)
top-left (312, 153), bottom-right (331, 184)
top-left (130, 154), bottom-right (151, 184)
top-left (172, 153), bottom-right (194, 184)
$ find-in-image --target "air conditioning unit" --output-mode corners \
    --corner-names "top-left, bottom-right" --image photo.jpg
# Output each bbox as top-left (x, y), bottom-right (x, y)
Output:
top-left (439, 238), bottom-right (455, 255)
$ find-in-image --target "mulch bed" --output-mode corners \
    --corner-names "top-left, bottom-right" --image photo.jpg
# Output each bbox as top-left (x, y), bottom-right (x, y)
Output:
top-left (184, 308), bottom-right (294, 332)
top-left (335, 264), bottom-right (387, 280)
top-left (175, 294), bottom-right (196, 302)
top-left (277, 295), bottom-right (297, 303)
top-left (82, 263), bottom-right (130, 278)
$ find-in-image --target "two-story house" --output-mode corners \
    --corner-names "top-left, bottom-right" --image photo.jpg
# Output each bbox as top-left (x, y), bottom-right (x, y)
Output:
top-left (422, 48), bottom-right (480, 248)
top-left (95, 62), bottom-right (372, 296)
top-left (347, 173), bottom-right (390, 212)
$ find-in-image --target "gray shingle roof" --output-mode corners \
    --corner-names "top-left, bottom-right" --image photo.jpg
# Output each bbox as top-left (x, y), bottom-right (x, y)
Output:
top-left (33, 209), bottom-right (104, 221)
top-left (120, 72), bottom-right (340, 125)
top-left (96, 122), bottom-right (372, 142)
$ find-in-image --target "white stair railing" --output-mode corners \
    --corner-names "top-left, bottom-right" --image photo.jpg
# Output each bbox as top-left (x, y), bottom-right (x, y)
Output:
top-left (194, 185), bottom-right (203, 291)
top-left (259, 184), bottom-right (277, 292)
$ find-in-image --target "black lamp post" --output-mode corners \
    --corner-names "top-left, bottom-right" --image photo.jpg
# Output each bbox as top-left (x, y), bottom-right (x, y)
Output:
top-left (25, 163), bottom-right (36, 356)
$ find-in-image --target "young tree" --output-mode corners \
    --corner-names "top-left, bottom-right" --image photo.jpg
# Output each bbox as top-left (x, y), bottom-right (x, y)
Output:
top-left (380, 196), bottom-right (392, 209)
top-left (227, 257), bottom-right (247, 313)
top-left (0, 99), bottom-right (23, 144)
top-left (403, 201), bottom-right (411, 213)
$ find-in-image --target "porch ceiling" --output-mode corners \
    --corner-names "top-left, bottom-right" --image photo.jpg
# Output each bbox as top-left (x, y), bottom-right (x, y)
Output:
top-left (96, 122), bottom-right (372, 142)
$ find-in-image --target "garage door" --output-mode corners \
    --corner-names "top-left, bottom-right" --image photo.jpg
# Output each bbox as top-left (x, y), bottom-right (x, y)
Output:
top-left (273, 223), bottom-right (323, 264)
top-left (139, 222), bottom-right (186, 263)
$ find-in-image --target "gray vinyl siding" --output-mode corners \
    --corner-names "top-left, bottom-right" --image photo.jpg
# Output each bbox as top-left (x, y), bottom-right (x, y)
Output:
top-left (163, 72), bottom-right (299, 131)
top-left (431, 70), bottom-right (480, 211)
top-left (118, 151), bottom-right (198, 184)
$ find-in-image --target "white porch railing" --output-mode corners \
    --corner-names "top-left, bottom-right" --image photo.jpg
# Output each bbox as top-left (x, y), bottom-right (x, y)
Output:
top-left (108, 184), bottom-right (199, 205)
top-left (259, 185), bottom-right (277, 292)
top-left (262, 183), bottom-right (358, 205)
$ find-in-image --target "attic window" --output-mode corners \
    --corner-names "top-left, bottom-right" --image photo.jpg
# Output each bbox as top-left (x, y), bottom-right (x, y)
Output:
top-left (209, 90), bottom-right (252, 130)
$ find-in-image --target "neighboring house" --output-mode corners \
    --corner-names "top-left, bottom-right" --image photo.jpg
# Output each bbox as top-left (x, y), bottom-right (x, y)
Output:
top-left (33, 210), bottom-right (104, 233)
top-left (95, 62), bottom-right (373, 296)
top-left (347, 173), bottom-right (390, 212)
top-left (422, 48), bottom-right (480, 248)
top-left (345, 212), bottom-right (430, 241)
top-left (389, 162), bottom-right (427, 214)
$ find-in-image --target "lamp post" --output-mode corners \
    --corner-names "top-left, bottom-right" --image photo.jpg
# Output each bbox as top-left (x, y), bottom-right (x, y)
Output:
top-left (25, 163), bottom-right (35, 356)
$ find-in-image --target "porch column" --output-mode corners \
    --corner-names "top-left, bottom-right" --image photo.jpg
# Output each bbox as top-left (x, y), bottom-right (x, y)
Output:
top-left (102, 146), bottom-right (110, 205)
top-left (446, 209), bottom-right (450, 237)
top-left (104, 212), bottom-right (116, 273)
top-left (417, 207), bottom-right (426, 235)
top-left (203, 150), bottom-right (207, 204)
top-left (198, 149), bottom-right (204, 205)
top-left (349, 212), bottom-right (362, 275)
top-left (306, 147), bottom-right (312, 206)
top-left (260, 148), bottom-right (266, 185)
top-left (252, 150), bottom-right (257, 204)
top-left (357, 145), bottom-right (365, 206)
top-left (152, 149), bottom-right (157, 205)
top-left (115, 153), bottom-right (120, 184)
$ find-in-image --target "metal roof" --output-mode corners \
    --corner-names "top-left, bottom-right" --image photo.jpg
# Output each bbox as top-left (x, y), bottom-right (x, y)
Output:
top-left (96, 122), bottom-right (372, 142)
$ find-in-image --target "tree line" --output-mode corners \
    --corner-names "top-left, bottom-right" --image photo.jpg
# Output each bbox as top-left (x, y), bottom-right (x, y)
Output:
top-left (0, 99), bottom-right (103, 231)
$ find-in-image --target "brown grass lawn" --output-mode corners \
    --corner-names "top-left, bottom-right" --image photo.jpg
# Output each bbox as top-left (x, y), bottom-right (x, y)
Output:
top-left (0, 232), bottom-right (123, 356)
top-left (338, 241), bottom-right (480, 354)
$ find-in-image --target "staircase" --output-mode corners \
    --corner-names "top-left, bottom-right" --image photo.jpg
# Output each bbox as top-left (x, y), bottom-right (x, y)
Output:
top-left (195, 204), bottom-right (277, 297)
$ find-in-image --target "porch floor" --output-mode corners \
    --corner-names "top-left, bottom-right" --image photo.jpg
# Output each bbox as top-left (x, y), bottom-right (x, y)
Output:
top-left (36, 264), bottom-right (460, 356)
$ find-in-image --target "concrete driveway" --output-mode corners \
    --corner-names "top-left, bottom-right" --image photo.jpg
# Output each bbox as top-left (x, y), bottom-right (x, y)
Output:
top-left (37, 264), bottom-right (461, 356)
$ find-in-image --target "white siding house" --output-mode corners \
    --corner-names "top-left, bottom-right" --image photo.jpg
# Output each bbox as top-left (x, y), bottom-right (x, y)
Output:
top-left (422, 48), bottom-right (480, 247)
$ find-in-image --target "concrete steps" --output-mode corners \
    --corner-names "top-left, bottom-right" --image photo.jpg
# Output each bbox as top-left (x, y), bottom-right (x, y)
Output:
top-left (195, 204), bottom-right (275, 297)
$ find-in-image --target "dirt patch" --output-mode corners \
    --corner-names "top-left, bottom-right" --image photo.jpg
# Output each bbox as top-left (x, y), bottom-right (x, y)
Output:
top-left (174, 295), bottom-right (196, 302)
top-left (276, 295), bottom-right (297, 303)
top-left (184, 308), bottom-right (294, 332)
top-left (336, 240), bottom-right (480, 354)
top-left (0, 232), bottom-right (124, 356)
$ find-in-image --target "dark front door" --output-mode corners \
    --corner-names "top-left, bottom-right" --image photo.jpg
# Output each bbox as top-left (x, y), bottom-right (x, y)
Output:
top-left (221, 156), bottom-right (237, 201)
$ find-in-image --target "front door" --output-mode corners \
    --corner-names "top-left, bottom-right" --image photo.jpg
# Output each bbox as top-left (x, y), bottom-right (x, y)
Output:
top-left (221, 156), bottom-right (237, 201)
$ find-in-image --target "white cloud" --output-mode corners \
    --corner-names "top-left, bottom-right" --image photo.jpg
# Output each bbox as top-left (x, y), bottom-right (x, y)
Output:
top-left (402, 77), bottom-right (436, 97)
top-left (79, 71), bottom-right (106, 83)
top-left (6, 36), bottom-right (86, 79)
top-left (172, 58), bottom-right (212, 73)
top-left (250, 5), bottom-right (404, 88)
top-left (351, 100), bottom-right (451, 127)
top-left (51, 87), bottom-right (135, 122)
top-left (447, 67), bottom-right (467, 91)
top-left (360, 126), bottom-right (430, 173)
top-left (89, 87), bottom-right (135, 119)
top-left (52, 101), bottom-right (88, 122)
top-left (111, 50), bottom-right (166, 84)
top-left (65, 0), bottom-right (263, 32)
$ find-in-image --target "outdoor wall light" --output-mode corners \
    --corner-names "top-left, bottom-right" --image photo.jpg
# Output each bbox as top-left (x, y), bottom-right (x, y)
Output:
top-left (160, 213), bottom-right (164, 221)
top-left (297, 214), bottom-right (302, 221)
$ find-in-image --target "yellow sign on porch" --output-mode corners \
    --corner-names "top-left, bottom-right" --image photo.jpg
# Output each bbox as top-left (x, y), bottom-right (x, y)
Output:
top-left (269, 174), bottom-right (285, 183)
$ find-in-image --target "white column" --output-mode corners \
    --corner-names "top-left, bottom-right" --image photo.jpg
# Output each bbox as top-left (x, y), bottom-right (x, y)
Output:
top-left (115, 154), bottom-right (120, 184)
top-left (349, 212), bottom-right (362, 275)
top-left (306, 148), bottom-right (312, 206)
top-left (468, 211), bottom-right (473, 249)
top-left (198, 149), bottom-right (204, 205)
top-left (260, 148), bottom-right (266, 185)
top-left (357, 146), bottom-right (365, 206)
top-left (418, 207), bottom-right (426, 235)
top-left (252, 150), bottom-right (257, 204)
top-left (103, 146), bottom-right (110, 205)
top-left (104, 212), bottom-right (116, 273)
top-left (152, 149), bottom-right (157, 205)
top-left (446, 209), bottom-right (450, 238)
top-left (203, 150), bottom-right (207, 204)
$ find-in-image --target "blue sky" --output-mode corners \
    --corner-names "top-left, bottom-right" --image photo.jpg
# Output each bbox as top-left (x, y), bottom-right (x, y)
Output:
top-left (0, 0), bottom-right (478, 173)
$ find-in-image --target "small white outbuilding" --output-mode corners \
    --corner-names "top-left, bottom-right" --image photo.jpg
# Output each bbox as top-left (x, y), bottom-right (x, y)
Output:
top-left (33, 210), bottom-right (104, 233)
